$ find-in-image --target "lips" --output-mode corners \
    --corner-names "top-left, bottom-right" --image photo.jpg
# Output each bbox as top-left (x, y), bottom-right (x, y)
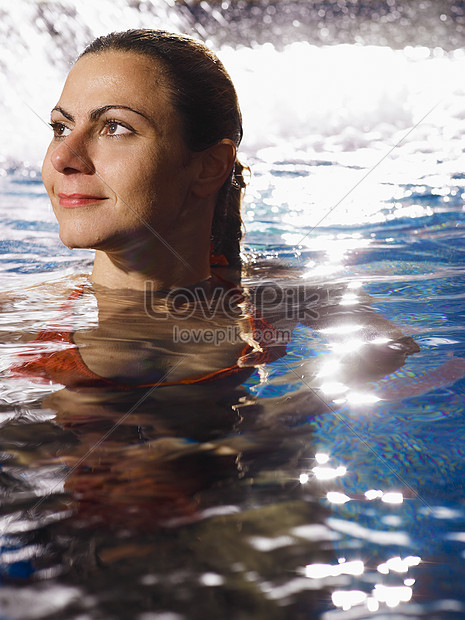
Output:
top-left (58, 193), bottom-right (107, 207)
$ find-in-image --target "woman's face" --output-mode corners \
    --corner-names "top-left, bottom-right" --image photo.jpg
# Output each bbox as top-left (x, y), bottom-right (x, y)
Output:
top-left (42, 51), bottom-right (198, 252)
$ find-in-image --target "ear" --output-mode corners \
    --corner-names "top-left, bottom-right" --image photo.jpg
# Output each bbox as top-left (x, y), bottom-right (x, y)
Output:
top-left (190, 139), bottom-right (237, 199)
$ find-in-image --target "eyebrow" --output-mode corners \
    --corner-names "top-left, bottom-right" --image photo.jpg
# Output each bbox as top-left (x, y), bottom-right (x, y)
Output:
top-left (51, 106), bottom-right (74, 122)
top-left (51, 105), bottom-right (151, 123)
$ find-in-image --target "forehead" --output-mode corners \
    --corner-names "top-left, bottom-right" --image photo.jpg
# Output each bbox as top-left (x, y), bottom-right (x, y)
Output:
top-left (60, 50), bottom-right (172, 116)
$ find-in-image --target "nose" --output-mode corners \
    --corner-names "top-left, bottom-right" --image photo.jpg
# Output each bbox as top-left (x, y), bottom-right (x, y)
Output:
top-left (49, 131), bottom-right (95, 175)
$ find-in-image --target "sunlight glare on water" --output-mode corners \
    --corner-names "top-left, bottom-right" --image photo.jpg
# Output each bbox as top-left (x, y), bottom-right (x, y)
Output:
top-left (218, 44), bottom-right (465, 231)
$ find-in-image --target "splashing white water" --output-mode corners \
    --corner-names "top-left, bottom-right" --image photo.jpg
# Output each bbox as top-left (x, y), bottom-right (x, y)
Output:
top-left (0, 1), bottom-right (464, 173)
top-left (220, 44), bottom-right (465, 163)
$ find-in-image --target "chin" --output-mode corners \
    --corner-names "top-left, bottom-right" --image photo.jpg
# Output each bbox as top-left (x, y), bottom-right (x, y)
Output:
top-left (58, 229), bottom-right (97, 250)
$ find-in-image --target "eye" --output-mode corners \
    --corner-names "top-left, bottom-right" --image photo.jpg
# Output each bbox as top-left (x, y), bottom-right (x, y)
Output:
top-left (50, 122), bottom-right (71, 138)
top-left (102, 120), bottom-right (133, 137)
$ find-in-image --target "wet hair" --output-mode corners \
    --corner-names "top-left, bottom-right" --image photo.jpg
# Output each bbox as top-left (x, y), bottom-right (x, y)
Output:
top-left (80, 29), bottom-right (245, 267)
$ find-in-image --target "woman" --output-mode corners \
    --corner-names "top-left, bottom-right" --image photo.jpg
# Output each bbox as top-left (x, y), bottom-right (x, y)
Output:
top-left (42, 29), bottom-right (245, 292)
top-left (17, 29), bottom-right (282, 389)
top-left (14, 28), bottom-right (422, 391)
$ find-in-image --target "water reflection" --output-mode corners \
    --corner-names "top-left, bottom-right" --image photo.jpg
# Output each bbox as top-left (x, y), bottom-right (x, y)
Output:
top-left (304, 559), bottom-right (364, 579)
top-left (331, 584), bottom-right (415, 613)
top-left (313, 465), bottom-right (347, 480)
top-left (377, 555), bottom-right (421, 574)
top-left (0, 263), bottom-right (431, 617)
top-left (327, 492), bottom-right (351, 505)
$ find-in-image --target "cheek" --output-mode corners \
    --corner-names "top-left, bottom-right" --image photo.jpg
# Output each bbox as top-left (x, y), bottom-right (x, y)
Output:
top-left (112, 153), bottom-right (166, 204)
top-left (41, 147), bottom-right (55, 195)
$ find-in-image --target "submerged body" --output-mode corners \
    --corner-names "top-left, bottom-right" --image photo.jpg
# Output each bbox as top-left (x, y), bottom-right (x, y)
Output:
top-left (8, 263), bottom-right (420, 392)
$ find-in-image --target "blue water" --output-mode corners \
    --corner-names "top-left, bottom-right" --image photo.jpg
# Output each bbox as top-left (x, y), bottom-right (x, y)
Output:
top-left (1, 166), bottom-right (465, 618)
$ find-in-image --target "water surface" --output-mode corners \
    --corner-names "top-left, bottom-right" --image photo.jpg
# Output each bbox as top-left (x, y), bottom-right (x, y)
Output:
top-left (1, 1), bottom-right (465, 618)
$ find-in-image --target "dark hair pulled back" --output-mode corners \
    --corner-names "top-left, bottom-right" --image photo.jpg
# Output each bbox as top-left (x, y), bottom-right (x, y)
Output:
top-left (80, 29), bottom-right (245, 267)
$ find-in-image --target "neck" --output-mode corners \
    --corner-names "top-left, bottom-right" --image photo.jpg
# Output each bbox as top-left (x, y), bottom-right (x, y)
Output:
top-left (90, 194), bottom-right (216, 291)
top-left (91, 242), bottom-right (211, 291)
